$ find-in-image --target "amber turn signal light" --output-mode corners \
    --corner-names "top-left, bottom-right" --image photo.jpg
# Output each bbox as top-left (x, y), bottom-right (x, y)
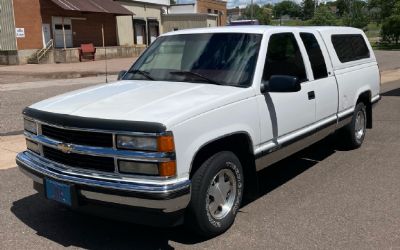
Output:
top-left (157, 135), bottom-right (175, 152)
top-left (159, 161), bottom-right (176, 177)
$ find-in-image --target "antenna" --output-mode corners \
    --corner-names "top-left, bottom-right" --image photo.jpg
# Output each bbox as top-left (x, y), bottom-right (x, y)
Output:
top-left (102, 22), bottom-right (108, 83)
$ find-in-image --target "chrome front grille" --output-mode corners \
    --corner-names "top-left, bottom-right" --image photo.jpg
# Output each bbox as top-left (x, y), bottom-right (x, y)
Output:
top-left (43, 146), bottom-right (115, 172)
top-left (41, 124), bottom-right (113, 148)
top-left (24, 121), bottom-right (175, 179)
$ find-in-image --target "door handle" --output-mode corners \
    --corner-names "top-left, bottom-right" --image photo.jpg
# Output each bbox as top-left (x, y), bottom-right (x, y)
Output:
top-left (308, 91), bottom-right (315, 100)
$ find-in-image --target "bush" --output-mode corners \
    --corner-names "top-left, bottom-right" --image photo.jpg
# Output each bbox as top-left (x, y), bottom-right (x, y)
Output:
top-left (381, 15), bottom-right (400, 44)
top-left (308, 6), bottom-right (338, 26)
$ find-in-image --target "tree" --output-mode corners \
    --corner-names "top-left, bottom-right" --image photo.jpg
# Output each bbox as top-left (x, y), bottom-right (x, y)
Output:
top-left (301, 0), bottom-right (316, 20)
top-left (381, 15), bottom-right (400, 44)
top-left (273, 1), bottom-right (301, 18)
top-left (337, 0), bottom-right (350, 16)
top-left (242, 4), bottom-right (272, 25)
top-left (309, 5), bottom-right (338, 25)
top-left (342, 0), bottom-right (369, 29)
top-left (368, 0), bottom-right (398, 23)
top-left (380, 1), bottom-right (400, 44)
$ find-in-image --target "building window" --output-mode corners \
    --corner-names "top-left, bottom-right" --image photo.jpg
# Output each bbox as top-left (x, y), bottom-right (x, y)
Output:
top-left (214, 10), bottom-right (218, 15)
top-left (207, 9), bottom-right (211, 13)
top-left (133, 19), bottom-right (147, 45)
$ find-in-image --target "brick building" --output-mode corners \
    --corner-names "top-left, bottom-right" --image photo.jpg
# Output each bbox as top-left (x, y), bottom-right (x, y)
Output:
top-left (0, 0), bottom-right (133, 64)
top-left (164, 0), bottom-right (226, 32)
top-left (116, 0), bottom-right (170, 46)
top-left (197, 0), bottom-right (226, 26)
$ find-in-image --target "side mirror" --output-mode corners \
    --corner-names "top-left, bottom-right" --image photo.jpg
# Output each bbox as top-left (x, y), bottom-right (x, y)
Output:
top-left (261, 75), bottom-right (301, 93)
top-left (117, 70), bottom-right (127, 80)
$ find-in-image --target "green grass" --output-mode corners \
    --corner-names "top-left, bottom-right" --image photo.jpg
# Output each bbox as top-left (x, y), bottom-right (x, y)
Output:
top-left (372, 43), bottom-right (400, 50)
top-left (365, 22), bottom-right (381, 38)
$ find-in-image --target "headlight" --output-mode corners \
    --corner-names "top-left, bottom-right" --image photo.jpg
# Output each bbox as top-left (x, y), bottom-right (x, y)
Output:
top-left (116, 135), bottom-right (157, 151)
top-left (116, 134), bottom-right (174, 152)
top-left (24, 118), bottom-right (37, 134)
top-left (118, 160), bottom-right (176, 177)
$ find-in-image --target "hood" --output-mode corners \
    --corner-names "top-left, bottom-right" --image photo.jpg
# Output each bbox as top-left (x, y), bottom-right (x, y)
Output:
top-left (30, 80), bottom-right (254, 128)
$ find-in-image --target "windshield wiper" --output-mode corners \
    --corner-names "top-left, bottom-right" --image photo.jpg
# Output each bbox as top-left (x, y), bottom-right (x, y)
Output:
top-left (128, 69), bottom-right (154, 80)
top-left (170, 71), bottom-right (223, 85)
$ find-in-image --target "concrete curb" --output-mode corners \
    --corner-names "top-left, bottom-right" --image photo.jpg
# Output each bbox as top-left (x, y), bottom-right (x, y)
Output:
top-left (0, 135), bottom-right (25, 170)
top-left (381, 69), bottom-right (400, 84)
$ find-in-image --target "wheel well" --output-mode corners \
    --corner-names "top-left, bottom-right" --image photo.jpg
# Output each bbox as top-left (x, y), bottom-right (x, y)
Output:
top-left (190, 133), bottom-right (258, 199)
top-left (357, 91), bottom-right (372, 129)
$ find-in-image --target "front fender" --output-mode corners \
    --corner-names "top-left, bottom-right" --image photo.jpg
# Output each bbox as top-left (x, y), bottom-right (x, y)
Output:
top-left (171, 97), bottom-right (260, 179)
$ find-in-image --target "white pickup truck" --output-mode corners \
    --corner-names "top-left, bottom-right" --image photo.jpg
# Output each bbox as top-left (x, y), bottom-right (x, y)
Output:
top-left (17, 26), bottom-right (381, 237)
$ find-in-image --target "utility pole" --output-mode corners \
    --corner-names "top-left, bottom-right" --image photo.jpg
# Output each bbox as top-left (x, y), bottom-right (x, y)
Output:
top-left (314, 0), bottom-right (318, 15)
top-left (250, 0), bottom-right (254, 21)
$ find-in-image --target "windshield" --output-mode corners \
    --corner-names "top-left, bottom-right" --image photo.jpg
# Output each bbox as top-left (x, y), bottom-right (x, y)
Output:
top-left (123, 33), bottom-right (262, 87)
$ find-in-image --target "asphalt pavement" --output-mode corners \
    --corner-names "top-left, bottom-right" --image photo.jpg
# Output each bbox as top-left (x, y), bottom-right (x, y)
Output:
top-left (0, 76), bottom-right (118, 135)
top-left (0, 51), bottom-right (400, 249)
top-left (0, 81), bottom-right (400, 249)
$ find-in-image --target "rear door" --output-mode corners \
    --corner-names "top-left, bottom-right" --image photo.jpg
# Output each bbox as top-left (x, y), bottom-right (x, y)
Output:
top-left (299, 31), bottom-right (338, 125)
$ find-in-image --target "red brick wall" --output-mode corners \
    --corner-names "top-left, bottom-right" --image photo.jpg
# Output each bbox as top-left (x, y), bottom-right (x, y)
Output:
top-left (39, 0), bottom-right (118, 47)
top-left (71, 14), bottom-right (117, 47)
top-left (13, 0), bottom-right (44, 50)
top-left (12, 0), bottom-right (119, 49)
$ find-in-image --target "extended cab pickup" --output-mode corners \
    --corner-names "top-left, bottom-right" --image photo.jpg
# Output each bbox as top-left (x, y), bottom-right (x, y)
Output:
top-left (17, 26), bottom-right (380, 237)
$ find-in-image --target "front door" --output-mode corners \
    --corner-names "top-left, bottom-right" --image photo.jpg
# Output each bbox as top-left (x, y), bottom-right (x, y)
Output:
top-left (260, 32), bottom-right (316, 143)
top-left (42, 23), bottom-right (51, 48)
top-left (52, 16), bottom-right (73, 48)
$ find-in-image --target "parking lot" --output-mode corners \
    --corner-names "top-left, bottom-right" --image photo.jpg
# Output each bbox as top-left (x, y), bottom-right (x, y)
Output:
top-left (0, 52), bottom-right (400, 249)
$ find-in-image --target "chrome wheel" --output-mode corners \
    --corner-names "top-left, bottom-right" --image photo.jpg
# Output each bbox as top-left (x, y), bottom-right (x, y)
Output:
top-left (355, 110), bottom-right (366, 140)
top-left (206, 167), bottom-right (237, 220)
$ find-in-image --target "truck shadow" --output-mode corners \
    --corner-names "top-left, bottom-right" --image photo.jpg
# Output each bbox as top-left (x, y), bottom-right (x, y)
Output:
top-left (246, 135), bottom-right (340, 205)
top-left (11, 135), bottom-right (346, 248)
top-left (381, 88), bottom-right (400, 97)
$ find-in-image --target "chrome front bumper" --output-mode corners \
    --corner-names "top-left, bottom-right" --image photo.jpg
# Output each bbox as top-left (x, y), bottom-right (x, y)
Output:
top-left (16, 151), bottom-right (191, 213)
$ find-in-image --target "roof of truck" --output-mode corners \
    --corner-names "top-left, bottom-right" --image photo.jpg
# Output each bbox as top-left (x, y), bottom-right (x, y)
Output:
top-left (162, 25), bottom-right (363, 36)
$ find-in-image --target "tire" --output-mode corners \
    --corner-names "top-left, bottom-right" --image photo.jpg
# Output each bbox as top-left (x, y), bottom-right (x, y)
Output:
top-left (186, 151), bottom-right (244, 238)
top-left (341, 102), bottom-right (367, 149)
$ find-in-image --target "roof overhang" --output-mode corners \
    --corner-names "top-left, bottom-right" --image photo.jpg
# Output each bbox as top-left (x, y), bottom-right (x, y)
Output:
top-left (50, 0), bottom-right (133, 15)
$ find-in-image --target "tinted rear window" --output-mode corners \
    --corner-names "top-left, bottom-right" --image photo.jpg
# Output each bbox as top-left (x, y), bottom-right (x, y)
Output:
top-left (332, 35), bottom-right (370, 63)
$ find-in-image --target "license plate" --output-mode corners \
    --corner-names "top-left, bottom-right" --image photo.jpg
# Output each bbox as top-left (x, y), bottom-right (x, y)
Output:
top-left (45, 178), bottom-right (72, 206)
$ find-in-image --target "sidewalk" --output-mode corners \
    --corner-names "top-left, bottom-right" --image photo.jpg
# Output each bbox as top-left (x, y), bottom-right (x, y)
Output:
top-left (0, 57), bottom-right (136, 84)
top-left (381, 69), bottom-right (400, 84)
top-left (0, 135), bottom-right (25, 169)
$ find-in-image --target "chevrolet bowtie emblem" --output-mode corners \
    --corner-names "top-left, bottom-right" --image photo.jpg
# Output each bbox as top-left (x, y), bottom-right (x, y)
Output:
top-left (57, 143), bottom-right (73, 154)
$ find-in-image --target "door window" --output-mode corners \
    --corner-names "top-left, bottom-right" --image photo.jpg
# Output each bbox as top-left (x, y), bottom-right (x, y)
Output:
top-left (300, 33), bottom-right (328, 80)
top-left (263, 33), bottom-right (307, 82)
